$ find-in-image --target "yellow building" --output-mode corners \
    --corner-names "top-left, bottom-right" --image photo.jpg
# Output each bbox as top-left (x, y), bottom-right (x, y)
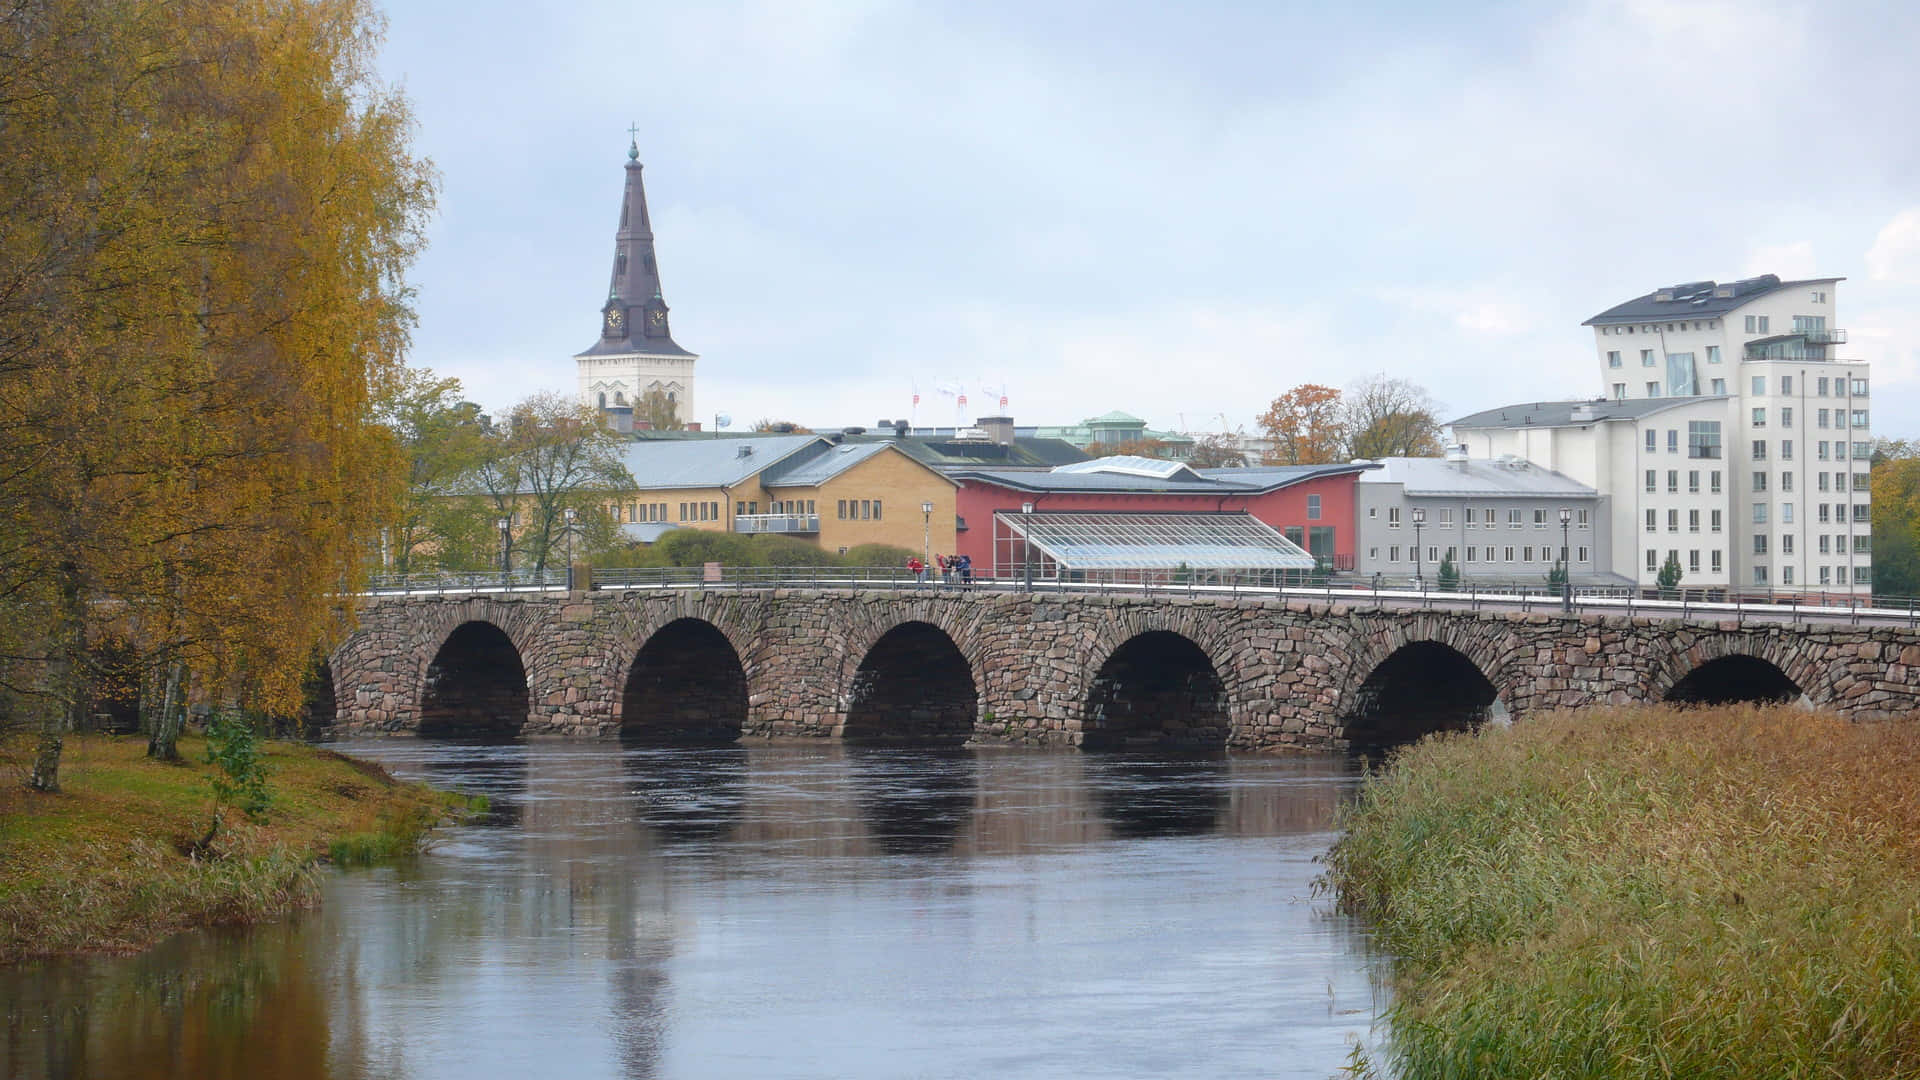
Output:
top-left (607, 435), bottom-right (958, 558)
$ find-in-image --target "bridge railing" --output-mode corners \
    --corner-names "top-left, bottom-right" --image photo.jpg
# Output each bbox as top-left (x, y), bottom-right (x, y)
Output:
top-left (358, 567), bottom-right (1920, 628)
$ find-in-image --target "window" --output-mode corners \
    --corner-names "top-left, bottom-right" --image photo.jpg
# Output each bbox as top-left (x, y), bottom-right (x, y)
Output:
top-left (1438, 508), bottom-right (1452, 527)
top-left (1523, 545), bottom-right (1534, 562)
top-left (1753, 503), bottom-right (1768, 524)
top-left (1389, 545), bottom-right (1400, 562)
top-left (1607, 350), bottom-right (1622, 367)
top-left (1781, 439), bottom-right (1793, 461)
top-left (1688, 470), bottom-right (1700, 493)
top-left (1687, 421), bottom-right (1721, 459)
top-left (1855, 534), bottom-right (1872, 554)
top-left (1667, 470), bottom-right (1679, 493)
top-left (860, 499), bottom-right (872, 520)
top-left (736, 501), bottom-right (747, 516)
top-left (1645, 469), bottom-right (1657, 493)
top-left (873, 500), bottom-right (882, 520)
top-left (1504, 546), bottom-right (1516, 562)
top-left (1752, 376), bottom-right (1767, 396)
top-left (1813, 290), bottom-right (1827, 303)
top-left (1856, 566), bottom-right (1873, 585)
top-left (1853, 378), bottom-right (1870, 397)
top-left (1754, 534), bottom-right (1769, 555)
top-left (1754, 566), bottom-right (1770, 586)
top-left (1577, 509), bottom-right (1589, 527)
top-left (1688, 509), bottom-right (1700, 532)
top-left (1818, 377), bottom-right (1830, 396)
top-left (1613, 383), bottom-right (1627, 401)
top-left (1782, 518), bottom-right (1794, 539)
top-left (1465, 546), bottom-right (1476, 562)
top-left (1307, 495), bottom-right (1321, 520)
top-left (1820, 534), bottom-right (1831, 554)
top-left (1818, 409), bottom-right (1830, 429)
top-left (1641, 349), bottom-right (1656, 367)
top-left (1759, 315), bottom-right (1770, 333)
top-left (1443, 546), bottom-right (1456, 562)
top-left (1782, 472), bottom-right (1793, 492)
top-left (1508, 509), bottom-right (1523, 528)
top-left (1820, 565), bottom-right (1831, 584)
top-left (1752, 440), bottom-right (1768, 460)
top-left (1853, 410), bottom-right (1870, 429)
top-left (1818, 441), bottom-right (1830, 460)
top-left (1853, 442), bottom-right (1873, 460)
top-left (1668, 429), bottom-right (1679, 453)
top-left (1712, 550), bottom-right (1723, 573)
top-left (1645, 509), bottom-right (1657, 533)
top-left (1818, 472), bottom-right (1831, 492)
top-left (1752, 408), bottom-right (1767, 427)
top-left (1819, 504), bottom-right (1831, 523)
top-left (1711, 471), bottom-right (1722, 493)
top-left (1667, 509), bottom-right (1679, 532)
top-left (1711, 378), bottom-right (1726, 394)
top-left (1647, 382), bottom-right (1662, 397)
top-left (1577, 546), bottom-right (1589, 563)
top-left (679, 502), bottom-right (688, 520)
top-left (1781, 407), bottom-right (1794, 427)
top-left (1533, 508), bottom-right (1546, 526)
top-left (1645, 429), bottom-right (1658, 452)
top-left (1854, 473), bottom-right (1871, 492)
top-left (1707, 345), bottom-right (1721, 364)
top-left (1647, 549), bottom-right (1659, 573)
top-left (838, 499), bottom-right (848, 519)
top-left (1689, 550), bottom-right (1701, 573)
top-left (1781, 376), bottom-right (1793, 395)
top-left (1387, 507), bottom-right (1401, 527)
top-left (1711, 509), bottom-right (1723, 532)
top-left (1753, 471), bottom-right (1768, 492)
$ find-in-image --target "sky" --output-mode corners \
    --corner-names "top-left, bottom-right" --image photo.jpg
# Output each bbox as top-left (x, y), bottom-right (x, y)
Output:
top-left (375, 0), bottom-right (1920, 439)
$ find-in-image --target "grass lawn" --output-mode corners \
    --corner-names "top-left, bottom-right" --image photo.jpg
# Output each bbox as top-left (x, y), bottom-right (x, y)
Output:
top-left (0, 732), bottom-right (471, 962)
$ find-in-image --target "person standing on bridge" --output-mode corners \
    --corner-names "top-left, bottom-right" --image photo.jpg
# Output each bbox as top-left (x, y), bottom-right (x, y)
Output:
top-left (908, 555), bottom-right (926, 584)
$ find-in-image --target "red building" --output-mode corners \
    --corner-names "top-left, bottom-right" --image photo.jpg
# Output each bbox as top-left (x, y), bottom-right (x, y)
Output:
top-left (947, 458), bottom-right (1373, 576)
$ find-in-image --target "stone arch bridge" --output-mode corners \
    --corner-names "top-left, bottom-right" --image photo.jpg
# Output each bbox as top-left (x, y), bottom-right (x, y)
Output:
top-left (325, 590), bottom-right (1920, 752)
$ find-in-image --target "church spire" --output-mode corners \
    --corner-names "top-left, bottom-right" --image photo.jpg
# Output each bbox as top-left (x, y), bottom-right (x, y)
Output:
top-left (591, 131), bottom-right (689, 356)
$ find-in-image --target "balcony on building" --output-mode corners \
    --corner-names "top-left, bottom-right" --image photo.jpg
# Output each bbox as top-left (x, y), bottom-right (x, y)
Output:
top-left (734, 512), bottom-right (820, 534)
top-left (1743, 329), bottom-right (1851, 362)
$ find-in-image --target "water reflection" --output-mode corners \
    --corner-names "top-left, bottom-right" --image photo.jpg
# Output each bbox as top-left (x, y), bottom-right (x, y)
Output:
top-left (0, 743), bottom-right (1382, 1080)
top-left (845, 748), bottom-right (979, 855)
top-left (1089, 754), bottom-right (1232, 838)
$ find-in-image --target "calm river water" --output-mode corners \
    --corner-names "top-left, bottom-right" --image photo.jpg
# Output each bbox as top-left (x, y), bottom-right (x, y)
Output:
top-left (3, 742), bottom-right (1384, 1079)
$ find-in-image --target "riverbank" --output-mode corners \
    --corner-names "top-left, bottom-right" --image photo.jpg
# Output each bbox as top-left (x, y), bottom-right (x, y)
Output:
top-left (1321, 704), bottom-right (1920, 1079)
top-left (0, 733), bottom-right (473, 963)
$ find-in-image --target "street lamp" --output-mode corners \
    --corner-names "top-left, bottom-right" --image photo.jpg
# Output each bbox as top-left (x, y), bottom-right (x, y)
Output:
top-left (563, 507), bottom-right (578, 586)
top-left (921, 500), bottom-right (934, 586)
top-left (1410, 506), bottom-right (1426, 589)
top-left (496, 516), bottom-right (512, 587)
top-left (1559, 506), bottom-right (1573, 613)
top-left (1021, 501), bottom-right (1035, 593)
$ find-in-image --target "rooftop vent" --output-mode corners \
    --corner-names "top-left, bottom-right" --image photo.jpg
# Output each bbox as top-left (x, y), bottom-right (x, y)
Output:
top-left (736, 445), bottom-right (754, 458)
top-left (1570, 403), bottom-right (1597, 422)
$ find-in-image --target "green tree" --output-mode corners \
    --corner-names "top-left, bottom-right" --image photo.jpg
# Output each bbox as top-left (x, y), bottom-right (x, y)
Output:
top-left (637, 388), bottom-right (686, 432)
top-left (0, 0), bottom-right (433, 787)
top-left (1871, 441), bottom-right (1920, 596)
top-left (1547, 559), bottom-right (1568, 588)
top-left (370, 368), bottom-right (489, 574)
top-left (1657, 552), bottom-right (1683, 597)
top-left (1343, 374), bottom-right (1445, 459)
top-left (1438, 553), bottom-right (1460, 590)
top-left (471, 394), bottom-right (635, 573)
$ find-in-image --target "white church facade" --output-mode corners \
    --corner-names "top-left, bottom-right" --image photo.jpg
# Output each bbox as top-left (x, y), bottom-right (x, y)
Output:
top-left (575, 139), bottom-right (698, 427)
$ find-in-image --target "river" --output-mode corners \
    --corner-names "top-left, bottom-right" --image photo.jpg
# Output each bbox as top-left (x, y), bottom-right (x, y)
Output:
top-left (2, 742), bottom-right (1384, 1079)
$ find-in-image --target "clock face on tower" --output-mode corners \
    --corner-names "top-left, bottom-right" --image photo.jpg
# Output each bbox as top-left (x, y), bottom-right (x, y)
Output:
top-left (649, 309), bottom-right (667, 328)
top-left (604, 307), bottom-right (624, 333)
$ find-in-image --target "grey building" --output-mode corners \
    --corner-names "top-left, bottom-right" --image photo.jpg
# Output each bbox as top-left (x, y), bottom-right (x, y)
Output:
top-left (1353, 452), bottom-right (1623, 587)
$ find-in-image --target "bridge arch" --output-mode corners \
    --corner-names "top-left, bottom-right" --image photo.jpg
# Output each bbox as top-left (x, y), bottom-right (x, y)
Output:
top-left (1656, 633), bottom-right (1813, 707)
top-left (1337, 639), bottom-right (1499, 753)
top-left (619, 617), bottom-right (749, 742)
top-left (842, 620), bottom-right (978, 745)
top-left (1081, 630), bottom-right (1230, 751)
top-left (419, 619), bottom-right (530, 736)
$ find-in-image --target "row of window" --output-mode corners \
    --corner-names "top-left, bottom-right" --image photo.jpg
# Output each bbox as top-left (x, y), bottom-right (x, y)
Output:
top-left (1373, 545), bottom-right (1589, 565)
top-left (1753, 406), bottom-right (1870, 428)
top-left (1753, 533), bottom-right (1871, 557)
top-left (733, 499), bottom-right (818, 517)
top-left (837, 499), bottom-right (883, 521)
top-left (1378, 506), bottom-right (1591, 528)
top-left (1645, 508), bottom-right (1724, 533)
top-left (1642, 547), bottom-right (1870, 586)
top-left (1646, 548), bottom-right (1724, 575)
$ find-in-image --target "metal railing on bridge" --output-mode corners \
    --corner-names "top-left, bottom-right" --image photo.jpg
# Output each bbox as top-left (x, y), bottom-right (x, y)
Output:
top-left (359, 567), bottom-right (1920, 628)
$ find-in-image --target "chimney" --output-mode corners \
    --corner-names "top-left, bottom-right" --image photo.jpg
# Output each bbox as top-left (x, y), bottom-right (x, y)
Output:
top-left (1445, 443), bottom-right (1469, 472)
top-left (977, 415), bottom-right (1015, 446)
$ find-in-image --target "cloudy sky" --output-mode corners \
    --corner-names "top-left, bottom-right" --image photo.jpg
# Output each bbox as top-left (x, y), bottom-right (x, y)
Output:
top-left (376, 0), bottom-right (1920, 438)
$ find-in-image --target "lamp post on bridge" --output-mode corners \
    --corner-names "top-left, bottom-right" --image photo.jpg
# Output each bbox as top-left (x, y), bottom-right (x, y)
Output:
top-left (922, 500), bottom-right (934, 586)
top-left (563, 507), bottom-right (577, 589)
top-left (1559, 506), bottom-right (1573, 614)
top-left (1021, 501), bottom-right (1035, 593)
top-left (496, 516), bottom-right (512, 588)
top-left (1411, 506), bottom-right (1426, 589)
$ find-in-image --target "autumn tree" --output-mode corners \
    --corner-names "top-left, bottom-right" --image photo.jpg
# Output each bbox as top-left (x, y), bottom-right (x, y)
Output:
top-left (370, 368), bottom-right (490, 575)
top-left (1343, 374), bottom-right (1446, 459)
top-left (1259, 384), bottom-right (1347, 464)
top-left (750, 419), bottom-right (814, 434)
top-left (637, 388), bottom-right (686, 431)
top-left (470, 394), bottom-right (635, 573)
top-left (1186, 433), bottom-right (1248, 468)
top-left (1871, 439), bottom-right (1920, 596)
top-left (0, 1), bottom-right (435, 780)
top-left (1093, 438), bottom-right (1175, 460)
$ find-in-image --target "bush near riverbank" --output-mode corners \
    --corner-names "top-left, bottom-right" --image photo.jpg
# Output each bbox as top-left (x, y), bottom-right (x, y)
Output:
top-left (0, 733), bottom-right (470, 962)
top-left (1321, 705), bottom-right (1920, 1080)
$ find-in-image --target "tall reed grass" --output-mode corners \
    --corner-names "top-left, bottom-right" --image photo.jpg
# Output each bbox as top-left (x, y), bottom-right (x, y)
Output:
top-left (1320, 705), bottom-right (1920, 1079)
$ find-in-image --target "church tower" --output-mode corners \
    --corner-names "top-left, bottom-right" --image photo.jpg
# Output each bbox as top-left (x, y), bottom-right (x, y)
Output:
top-left (574, 137), bottom-right (698, 427)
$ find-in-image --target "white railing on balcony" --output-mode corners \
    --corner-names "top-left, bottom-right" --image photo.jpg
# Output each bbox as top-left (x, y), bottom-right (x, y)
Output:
top-left (734, 513), bottom-right (820, 534)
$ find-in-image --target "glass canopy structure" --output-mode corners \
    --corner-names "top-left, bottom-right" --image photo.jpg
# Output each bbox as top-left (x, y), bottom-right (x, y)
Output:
top-left (992, 510), bottom-right (1315, 582)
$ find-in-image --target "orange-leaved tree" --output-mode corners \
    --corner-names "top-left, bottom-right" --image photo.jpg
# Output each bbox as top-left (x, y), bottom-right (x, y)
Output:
top-left (1258, 384), bottom-right (1347, 464)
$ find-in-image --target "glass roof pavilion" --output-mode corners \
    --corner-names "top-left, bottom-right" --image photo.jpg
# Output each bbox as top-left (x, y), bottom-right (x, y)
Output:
top-left (996, 511), bottom-right (1315, 572)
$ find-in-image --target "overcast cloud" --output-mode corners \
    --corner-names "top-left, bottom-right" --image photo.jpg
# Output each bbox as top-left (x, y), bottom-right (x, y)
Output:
top-left (378, 0), bottom-right (1920, 436)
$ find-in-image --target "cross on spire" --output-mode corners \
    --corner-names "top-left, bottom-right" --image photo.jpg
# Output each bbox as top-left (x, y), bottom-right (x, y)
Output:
top-left (626, 122), bottom-right (640, 161)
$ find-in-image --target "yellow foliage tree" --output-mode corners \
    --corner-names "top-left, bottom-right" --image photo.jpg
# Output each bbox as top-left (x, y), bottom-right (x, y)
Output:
top-left (0, 0), bottom-right (435, 782)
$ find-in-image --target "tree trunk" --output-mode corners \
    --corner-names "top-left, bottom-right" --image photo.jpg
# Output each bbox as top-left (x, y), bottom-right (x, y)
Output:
top-left (28, 733), bottom-right (63, 793)
top-left (30, 562), bottom-right (89, 792)
top-left (148, 659), bottom-right (185, 761)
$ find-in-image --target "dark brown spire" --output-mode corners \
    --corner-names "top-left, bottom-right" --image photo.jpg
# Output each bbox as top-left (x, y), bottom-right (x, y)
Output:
top-left (583, 137), bottom-right (692, 357)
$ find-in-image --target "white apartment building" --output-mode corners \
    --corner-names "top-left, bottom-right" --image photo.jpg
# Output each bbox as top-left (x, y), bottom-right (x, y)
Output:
top-left (1451, 274), bottom-right (1871, 595)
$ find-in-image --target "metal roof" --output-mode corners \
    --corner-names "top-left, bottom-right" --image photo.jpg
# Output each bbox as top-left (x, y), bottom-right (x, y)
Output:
top-left (763, 441), bottom-right (949, 488)
top-left (1357, 457), bottom-right (1598, 497)
top-left (1581, 274), bottom-right (1842, 326)
top-left (1002, 511), bottom-right (1315, 571)
top-left (953, 460), bottom-right (1372, 495)
top-left (1449, 397), bottom-right (1726, 430)
top-left (1054, 456), bottom-right (1201, 481)
top-left (615, 435), bottom-right (821, 489)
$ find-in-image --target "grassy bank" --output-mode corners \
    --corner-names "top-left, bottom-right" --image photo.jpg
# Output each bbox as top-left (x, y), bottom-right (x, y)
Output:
top-left (0, 733), bottom-right (472, 962)
top-left (1321, 705), bottom-right (1920, 1080)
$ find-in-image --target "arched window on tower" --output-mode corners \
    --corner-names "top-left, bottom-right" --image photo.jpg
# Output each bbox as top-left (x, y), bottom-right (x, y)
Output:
top-left (616, 253), bottom-right (627, 277)
top-left (598, 392), bottom-right (606, 408)
top-left (614, 391), bottom-right (626, 405)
